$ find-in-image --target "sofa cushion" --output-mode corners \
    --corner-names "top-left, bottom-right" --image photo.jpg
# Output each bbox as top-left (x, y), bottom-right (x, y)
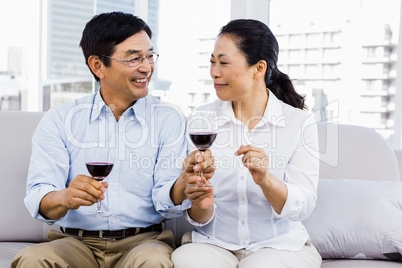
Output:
top-left (0, 242), bottom-right (37, 268)
top-left (303, 178), bottom-right (402, 262)
top-left (322, 259), bottom-right (402, 268)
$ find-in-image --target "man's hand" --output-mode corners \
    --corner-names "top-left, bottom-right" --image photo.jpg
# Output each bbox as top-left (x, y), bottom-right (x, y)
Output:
top-left (64, 175), bottom-right (108, 210)
top-left (39, 175), bottom-right (108, 220)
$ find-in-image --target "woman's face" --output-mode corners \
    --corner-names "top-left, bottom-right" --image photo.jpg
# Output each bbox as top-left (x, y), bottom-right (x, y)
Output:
top-left (210, 34), bottom-right (256, 102)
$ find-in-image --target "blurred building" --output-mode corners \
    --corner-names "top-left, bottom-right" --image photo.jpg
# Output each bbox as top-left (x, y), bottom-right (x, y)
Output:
top-left (7, 47), bottom-right (24, 77)
top-left (43, 0), bottom-right (165, 110)
top-left (269, 0), bottom-right (400, 141)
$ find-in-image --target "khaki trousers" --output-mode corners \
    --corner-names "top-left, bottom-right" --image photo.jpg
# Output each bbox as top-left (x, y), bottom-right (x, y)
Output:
top-left (171, 234), bottom-right (322, 268)
top-left (12, 229), bottom-right (175, 268)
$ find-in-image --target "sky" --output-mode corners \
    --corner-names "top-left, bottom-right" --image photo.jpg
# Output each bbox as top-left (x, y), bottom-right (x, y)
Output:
top-left (157, 0), bottom-right (230, 83)
top-left (0, 0), bottom-right (40, 70)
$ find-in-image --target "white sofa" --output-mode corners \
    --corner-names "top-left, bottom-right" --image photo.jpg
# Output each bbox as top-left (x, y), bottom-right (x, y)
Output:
top-left (1, 111), bottom-right (401, 267)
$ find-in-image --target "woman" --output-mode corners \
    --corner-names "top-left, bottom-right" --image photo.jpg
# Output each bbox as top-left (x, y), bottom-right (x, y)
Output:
top-left (172, 19), bottom-right (322, 267)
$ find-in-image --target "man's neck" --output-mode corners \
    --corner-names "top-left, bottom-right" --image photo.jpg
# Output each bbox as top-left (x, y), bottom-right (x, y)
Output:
top-left (99, 90), bottom-right (137, 122)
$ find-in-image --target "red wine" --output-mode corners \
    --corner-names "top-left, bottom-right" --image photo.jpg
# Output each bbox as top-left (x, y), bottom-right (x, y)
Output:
top-left (86, 162), bottom-right (114, 180)
top-left (190, 132), bottom-right (217, 152)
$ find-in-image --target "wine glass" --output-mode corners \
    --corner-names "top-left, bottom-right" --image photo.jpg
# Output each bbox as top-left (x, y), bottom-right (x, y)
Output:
top-left (85, 145), bottom-right (114, 217)
top-left (188, 110), bottom-right (218, 187)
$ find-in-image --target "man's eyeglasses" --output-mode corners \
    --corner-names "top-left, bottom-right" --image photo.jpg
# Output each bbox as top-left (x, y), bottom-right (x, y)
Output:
top-left (99, 52), bottom-right (159, 67)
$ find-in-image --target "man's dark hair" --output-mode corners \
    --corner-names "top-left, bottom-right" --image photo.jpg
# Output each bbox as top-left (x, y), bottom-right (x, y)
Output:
top-left (80, 11), bottom-right (152, 81)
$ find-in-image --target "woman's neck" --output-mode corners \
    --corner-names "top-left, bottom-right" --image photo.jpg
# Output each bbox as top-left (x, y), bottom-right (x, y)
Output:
top-left (232, 87), bottom-right (269, 131)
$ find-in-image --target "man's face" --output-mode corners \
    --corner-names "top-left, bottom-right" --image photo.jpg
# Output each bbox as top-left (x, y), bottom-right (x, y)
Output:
top-left (100, 30), bottom-right (154, 103)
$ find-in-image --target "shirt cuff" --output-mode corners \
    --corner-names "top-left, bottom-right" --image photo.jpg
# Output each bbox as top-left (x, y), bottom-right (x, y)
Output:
top-left (184, 203), bottom-right (216, 226)
top-left (272, 182), bottom-right (305, 219)
top-left (154, 179), bottom-right (192, 218)
top-left (24, 184), bottom-right (62, 224)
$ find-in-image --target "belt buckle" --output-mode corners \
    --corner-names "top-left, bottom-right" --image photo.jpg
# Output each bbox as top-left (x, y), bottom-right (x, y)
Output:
top-left (99, 230), bottom-right (104, 239)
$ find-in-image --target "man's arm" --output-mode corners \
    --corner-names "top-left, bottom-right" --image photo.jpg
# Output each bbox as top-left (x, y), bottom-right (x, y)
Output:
top-left (170, 149), bottom-right (215, 205)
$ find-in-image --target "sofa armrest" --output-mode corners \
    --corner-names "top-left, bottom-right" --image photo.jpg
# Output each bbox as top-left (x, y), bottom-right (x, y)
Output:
top-left (0, 111), bottom-right (56, 242)
top-left (393, 150), bottom-right (402, 182)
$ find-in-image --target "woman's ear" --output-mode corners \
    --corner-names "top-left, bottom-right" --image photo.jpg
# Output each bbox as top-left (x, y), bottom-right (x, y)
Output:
top-left (254, 60), bottom-right (267, 80)
top-left (88, 55), bottom-right (104, 80)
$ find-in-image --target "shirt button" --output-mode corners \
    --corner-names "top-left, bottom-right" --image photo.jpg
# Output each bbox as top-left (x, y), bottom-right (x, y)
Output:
top-left (111, 219), bottom-right (117, 224)
top-left (240, 176), bottom-right (244, 180)
top-left (241, 220), bottom-right (245, 225)
top-left (111, 191), bottom-right (116, 196)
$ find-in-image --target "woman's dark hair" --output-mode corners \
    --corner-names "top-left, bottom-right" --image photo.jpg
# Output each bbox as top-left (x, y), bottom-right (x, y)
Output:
top-left (79, 12), bottom-right (152, 81)
top-left (219, 19), bottom-right (305, 109)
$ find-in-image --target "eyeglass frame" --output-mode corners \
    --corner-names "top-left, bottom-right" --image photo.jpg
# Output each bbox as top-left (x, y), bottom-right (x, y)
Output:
top-left (99, 52), bottom-right (159, 67)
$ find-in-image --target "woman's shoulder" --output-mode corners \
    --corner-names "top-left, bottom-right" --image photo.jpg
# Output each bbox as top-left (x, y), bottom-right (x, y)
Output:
top-left (279, 99), bottom-right (317, 128)
top-left (194, 99), bottom-right (224, 113)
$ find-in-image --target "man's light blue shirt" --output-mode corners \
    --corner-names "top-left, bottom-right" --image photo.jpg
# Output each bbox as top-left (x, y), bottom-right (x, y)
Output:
top-left (24, 91), bottom-right (191, 230)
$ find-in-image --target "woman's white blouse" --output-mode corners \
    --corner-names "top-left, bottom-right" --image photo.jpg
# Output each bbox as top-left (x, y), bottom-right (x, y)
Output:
top-left (185, 90), bottom-right (319, 252)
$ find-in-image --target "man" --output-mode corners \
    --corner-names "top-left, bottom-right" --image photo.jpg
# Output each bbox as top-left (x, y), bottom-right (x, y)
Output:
top-left (12, 12), bottom-right (213, 268)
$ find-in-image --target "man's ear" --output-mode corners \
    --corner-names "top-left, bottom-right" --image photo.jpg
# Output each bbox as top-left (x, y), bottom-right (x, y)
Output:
top-left (254, 60), bottom-right (267, 80)
top-left (88, 55), bottom-right (104, 80)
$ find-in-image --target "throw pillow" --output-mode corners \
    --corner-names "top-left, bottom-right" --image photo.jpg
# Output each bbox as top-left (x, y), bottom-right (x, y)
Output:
top-left (303, 179), bottom-right (402, 261)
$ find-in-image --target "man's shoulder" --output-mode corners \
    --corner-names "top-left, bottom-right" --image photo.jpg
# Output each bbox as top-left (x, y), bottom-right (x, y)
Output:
top-left (43, 94), bottom-right (95, 123)
top-left (52, 94), bottom-right (94, 113)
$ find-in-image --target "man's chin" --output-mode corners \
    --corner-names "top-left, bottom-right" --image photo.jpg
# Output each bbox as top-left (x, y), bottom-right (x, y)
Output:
top-left (134, 88), bottom-right (149, 100)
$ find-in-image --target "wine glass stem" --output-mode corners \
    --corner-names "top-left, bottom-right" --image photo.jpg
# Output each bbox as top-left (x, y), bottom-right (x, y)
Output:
top-left (199, 151), bottom-right (204, 184)
top-left (96, 199), bottom-right (102, 214)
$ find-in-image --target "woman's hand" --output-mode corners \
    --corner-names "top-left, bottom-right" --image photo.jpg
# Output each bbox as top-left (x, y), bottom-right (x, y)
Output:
top-left (235, 145), bottom-right (270, 186)
top-left (185, 176), bottom-right (215, 209)
top-left (170, 149), bottom-right (215, 206)
top-left (235, 145), bottom-right (288, 214)
top-left (185, 175), bottom-right (215, 224)
top-left (182, 149), bottom-right (215, 182)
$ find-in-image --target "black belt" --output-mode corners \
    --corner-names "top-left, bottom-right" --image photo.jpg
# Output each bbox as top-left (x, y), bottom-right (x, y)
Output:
top-left (62, 223), bottom-right (162, 240)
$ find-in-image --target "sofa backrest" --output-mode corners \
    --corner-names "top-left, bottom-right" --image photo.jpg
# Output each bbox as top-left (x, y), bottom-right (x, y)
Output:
top-left (0, 111), bottom-right (55, 242)
top-left (317, 122), bottom-right (400, 181)
top-left (1, 111), bottom-right (400, 243)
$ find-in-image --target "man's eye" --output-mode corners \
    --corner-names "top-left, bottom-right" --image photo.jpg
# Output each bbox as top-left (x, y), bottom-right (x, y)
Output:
top-left (147, 54), bottom-right (154, 59)
top-left (129, 56), bottom-right (141, 62)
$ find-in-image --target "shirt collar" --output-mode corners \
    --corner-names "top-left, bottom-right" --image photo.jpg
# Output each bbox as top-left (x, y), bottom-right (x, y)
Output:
top-left (264, 89), bottom-right (286, 127)
top-left (90, 89), bottom-right (147, 122)
top-left (90, 90), bottom-right (107, 122)
top-left (217, 89), bottom-right (285, 128)
top-left (131, 96), bottom-right (146, 121)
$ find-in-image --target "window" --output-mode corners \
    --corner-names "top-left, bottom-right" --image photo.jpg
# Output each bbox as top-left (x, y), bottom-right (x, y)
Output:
top-left (367, 47), bottom-right (377, 58)
top-left (306, 33), bottom-right (321, 44)
top-left (189, 93), bottom-right (196, 103)
top-left (289, 34), bottom-right (305, 46)
top-left (203, 93), bottom-right (210, 102)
